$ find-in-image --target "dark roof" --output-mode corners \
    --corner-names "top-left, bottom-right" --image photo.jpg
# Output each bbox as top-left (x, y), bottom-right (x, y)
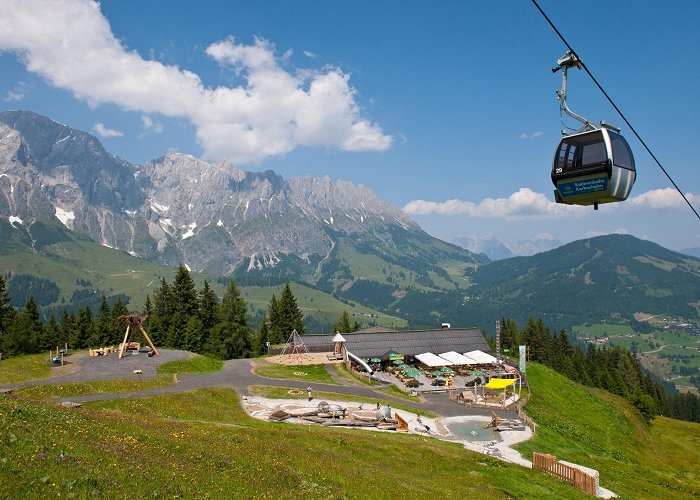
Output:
top-left (301, 328), bottom-right (491, 358)
top-left (355, 326), bottom-right (398, 334)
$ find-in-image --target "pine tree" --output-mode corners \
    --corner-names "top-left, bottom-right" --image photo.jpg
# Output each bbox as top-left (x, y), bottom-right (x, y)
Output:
top-left (183, 316), bottom-right (204, 353)
top-left (206, 282), bottom-right (251, 359)
top-left (167, 265), bottom-right (199, 348)
top-left (110, 298), bottom-right (130, 345)
top-left (278, 283), bottom-right (305, 336)
top-left (58, 310), bottom-right (75, 348)
top-left (92, 295), bottom-right (112, 347)
top-left (39, 314), bottom-right (60, 352)
top-left (500, 318), bottom-right (520, 354)
top-left (333, 310), bottom-right (353, 333)
top-left (0, 274), bottom-right (15, 335)
top-left (1, 311), bottom-right (37, 355)
top-left (198, 280), bottom-right (218, 347)
top-left (72, 307), bottom-right (94, 349)
top-left (143, 294), bottom-right (152, 317)
top-left (24, 296), bottom-right (44, 350)
top-left (256, 313), bottom-right (270, 356)
top-left (267, 294), bottom-right (283, 344)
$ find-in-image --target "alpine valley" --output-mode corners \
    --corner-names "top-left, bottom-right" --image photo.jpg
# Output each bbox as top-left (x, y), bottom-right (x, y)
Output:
top-left (1, 111), bottom-right (699, 336)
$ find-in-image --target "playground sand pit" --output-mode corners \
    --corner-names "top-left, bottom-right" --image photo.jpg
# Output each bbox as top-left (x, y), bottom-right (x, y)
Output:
top-left (266, 352), bottom-right (341, 365)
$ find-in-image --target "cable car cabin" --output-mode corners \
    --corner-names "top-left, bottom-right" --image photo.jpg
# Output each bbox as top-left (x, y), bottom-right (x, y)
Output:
top-left (551, 127), bottom-right (635, 208)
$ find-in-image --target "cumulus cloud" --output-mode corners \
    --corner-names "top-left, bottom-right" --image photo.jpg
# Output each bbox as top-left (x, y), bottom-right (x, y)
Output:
top-left (403, 188), bottom-right (583, 220)
top-left (625, 188), bottom-right (698, 210)
top-left (403, 186), bottom-right (700, 221)
top-left (4, 81), bottom-right (30, 102)
top-left (93, 122), bottom-right (123, 138)
top-left (0, 0), bottom-right (392, 164)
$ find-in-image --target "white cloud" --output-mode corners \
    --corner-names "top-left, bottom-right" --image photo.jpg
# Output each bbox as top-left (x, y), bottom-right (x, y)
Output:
top-left (141, 115), bottom-right (163, 135)
top-left (93, 122), bottom-right (123, 138)
top-left (625, 187), bottom-right (698, 210)
top-left (404, 186), bottom-right (700, 221)
top-left (403, 188), bottom-right (583, 220)
top-left (535, 232), bottom-right (554, 240)
top-left (4, 81), bottom-right (30, 101)
top-left (303, 50), bottom-right (317, 59)
top-left (0, 0), bottom-right (392, 164)
top-left (519, 131), bottom-right (543, 140)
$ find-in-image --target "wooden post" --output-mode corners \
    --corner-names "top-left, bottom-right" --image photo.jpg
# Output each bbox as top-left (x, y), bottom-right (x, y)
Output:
top-left (138, 323), bottom-right (159, 355)
top-left (119, 325), bottom-right (131, 359)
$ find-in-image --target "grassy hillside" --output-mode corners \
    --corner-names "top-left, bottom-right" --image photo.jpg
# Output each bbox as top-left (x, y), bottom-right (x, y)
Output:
top-left (574, 322), bottom-right (700, 392)
top-left (1, 218), bottom-right (179, 310)
top-left (241, 282), bottom-right (407, 329)
top-left (1, 219), bottom-right (403, 331)
top-left (516, 363), bottom-right (700, 498)
top-left (0, 388), bottom-right (585, 498)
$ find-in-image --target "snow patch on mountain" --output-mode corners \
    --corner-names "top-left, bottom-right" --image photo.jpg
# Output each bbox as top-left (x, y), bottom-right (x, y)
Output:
top-left (55, 207), bottom-right (75, 227)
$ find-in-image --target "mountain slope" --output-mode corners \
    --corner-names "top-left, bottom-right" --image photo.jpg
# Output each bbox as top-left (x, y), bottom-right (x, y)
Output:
top-left (461, 234), bottom-right (700, 328)
top-left (515, 363), bottom-right (700, 498)
top-left (0, 217), bottom-right (405, 328)
top-left (0, 110), bottom-right (483, 293)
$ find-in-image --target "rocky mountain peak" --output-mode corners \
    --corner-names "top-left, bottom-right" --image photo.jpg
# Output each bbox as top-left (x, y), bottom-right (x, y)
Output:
top-left (0, 111), bottom-right (476, 276)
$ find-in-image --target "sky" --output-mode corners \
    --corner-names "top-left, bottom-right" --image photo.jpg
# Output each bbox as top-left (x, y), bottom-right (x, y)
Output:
top-left (0, 0), bottom-right (699, 251)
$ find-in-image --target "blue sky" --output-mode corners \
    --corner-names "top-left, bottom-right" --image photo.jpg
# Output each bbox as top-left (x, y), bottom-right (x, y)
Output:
top-left (1, 0), bottom-right (699, 250)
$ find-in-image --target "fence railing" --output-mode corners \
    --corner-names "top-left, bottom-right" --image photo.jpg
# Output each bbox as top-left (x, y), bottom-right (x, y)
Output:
top-left (268, 344), bottom-right (334, 355)
top-left (532, 452), bottom-right (597, 496)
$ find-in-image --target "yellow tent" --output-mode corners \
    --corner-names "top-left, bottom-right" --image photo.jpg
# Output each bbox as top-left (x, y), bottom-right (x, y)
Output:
top-left (483, 378), bottom-right (517, 390)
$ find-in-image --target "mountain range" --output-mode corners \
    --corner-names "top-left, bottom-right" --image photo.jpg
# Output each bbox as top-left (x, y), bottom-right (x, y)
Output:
top-left (1, 110), bottom-right (699, 334)
top-left (451, 235), bottom-right (564, 260)
top-left (0, 110), bottom-right (483, 294)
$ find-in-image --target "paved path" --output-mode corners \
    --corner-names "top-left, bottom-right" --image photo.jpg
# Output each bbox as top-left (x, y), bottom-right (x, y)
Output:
top-left (1, 351), bottom-right (517, 419)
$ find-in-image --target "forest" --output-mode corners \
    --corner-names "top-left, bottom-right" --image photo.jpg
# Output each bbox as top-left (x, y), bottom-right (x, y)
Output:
top-left (0, 267), bottom-right (319, 361)
top-left (499, 317), bottom-right (700, 424)
top-left (1, 268), bottom-right (697, 424)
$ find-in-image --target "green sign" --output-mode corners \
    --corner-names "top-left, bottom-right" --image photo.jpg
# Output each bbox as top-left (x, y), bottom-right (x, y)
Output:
top-left (503, 349), bottom-right (510, 353)
top-left (559, 177), bottom-right (607, 196)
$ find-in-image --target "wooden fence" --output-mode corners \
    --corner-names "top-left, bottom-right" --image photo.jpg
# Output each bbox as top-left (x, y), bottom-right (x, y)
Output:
top-left (513, 389), bottom-right (537, 433)
top-left (532, 452), bottom-right (597, 496)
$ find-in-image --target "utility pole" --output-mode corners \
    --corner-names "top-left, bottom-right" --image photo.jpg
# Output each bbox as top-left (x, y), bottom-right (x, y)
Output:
top-left (495, 320), bottom-right (501, 359)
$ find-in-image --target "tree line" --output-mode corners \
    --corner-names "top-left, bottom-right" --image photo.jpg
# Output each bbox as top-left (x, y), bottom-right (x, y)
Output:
top-left (501, 317), bottom-right (700, 424)
top-left (0, 268), bottom-right (350, 361)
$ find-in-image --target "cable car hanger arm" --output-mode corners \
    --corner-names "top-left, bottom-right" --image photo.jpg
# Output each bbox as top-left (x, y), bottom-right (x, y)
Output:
top-left (553, 51), bottom-right (595, 133)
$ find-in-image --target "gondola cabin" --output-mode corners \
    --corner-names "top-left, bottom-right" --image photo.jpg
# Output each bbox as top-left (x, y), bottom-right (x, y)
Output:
top-left (551, 126), bottom-right (635, 208)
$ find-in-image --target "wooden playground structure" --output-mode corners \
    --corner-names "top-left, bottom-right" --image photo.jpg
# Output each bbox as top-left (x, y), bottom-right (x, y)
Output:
top-left (116, 314), bottom-right (159, 359)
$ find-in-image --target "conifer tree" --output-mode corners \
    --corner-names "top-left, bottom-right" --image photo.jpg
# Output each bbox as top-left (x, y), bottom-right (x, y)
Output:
top-left (267, 294), bottom-right (283, 344)
top-left (1, 311), bottom-right (37, 355)
top-left (58, 310), bottom-right (75, 348)
top-left (333, 310), bottom-right (353, 333)
top-left (92, 295), bottom-right (112, 346)
top-left (256, 312), bottom-right (270, 356)
top-left (167, 265), bottom-right (198, 348)
top-left (40, 314), bottom-right (60, 352)
top-left (23, 296), bottom-right (44, 350)
top-left (278, 283), bottom-right (305, 336)
top-left (206, 282), bottom-right (251, 359)
top-left (0, 274), bottom-right (15, 335)
top-left (110, 297), bottom-right (130, 344)
top-left (198, 280), bottom-right (218, 347)
top-left (72, 306), bottom-right (94, 349)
